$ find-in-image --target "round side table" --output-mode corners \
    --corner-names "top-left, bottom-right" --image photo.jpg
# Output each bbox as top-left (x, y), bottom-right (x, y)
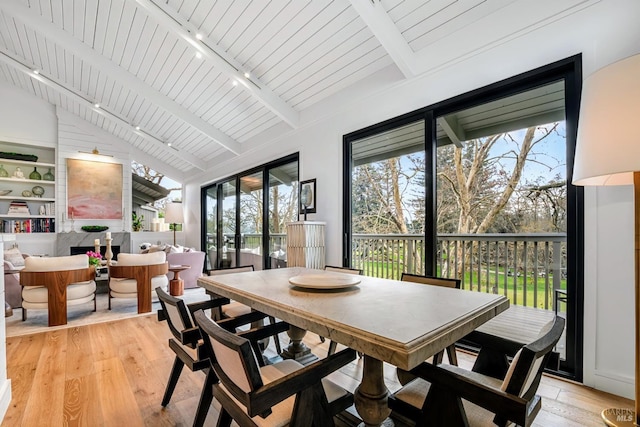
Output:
top-left (169, 265), bottom-right (190, 296)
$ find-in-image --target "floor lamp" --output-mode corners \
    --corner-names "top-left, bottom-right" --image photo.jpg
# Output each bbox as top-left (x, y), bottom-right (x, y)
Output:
top-left (573, 54), bottom-right (640, 426)
top-left (164, 201), bottom-right (184, 247)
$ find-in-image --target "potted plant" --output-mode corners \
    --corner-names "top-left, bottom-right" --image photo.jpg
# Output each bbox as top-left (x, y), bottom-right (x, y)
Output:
top-left (132, 212), bottom-right (144, 232)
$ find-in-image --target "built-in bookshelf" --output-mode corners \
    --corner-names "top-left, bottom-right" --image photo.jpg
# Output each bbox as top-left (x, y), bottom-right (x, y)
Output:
top-left (0, 142), bottom-right (55, 233)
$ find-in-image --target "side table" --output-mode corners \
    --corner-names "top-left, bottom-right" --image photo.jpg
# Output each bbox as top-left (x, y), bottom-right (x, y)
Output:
top-left (169, 265), bottom-right (190, 296)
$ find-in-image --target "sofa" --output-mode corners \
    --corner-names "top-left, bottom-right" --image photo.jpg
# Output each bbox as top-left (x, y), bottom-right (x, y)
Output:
top-left (4, 248), bottom-right (29, 309)
top-left (165, 251), bottom-right (205, 289)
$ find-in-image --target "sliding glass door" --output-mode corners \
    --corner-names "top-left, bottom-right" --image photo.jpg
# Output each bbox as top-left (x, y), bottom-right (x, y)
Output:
top-left (202, 154), bottom-right (299, 271)
top-left (343, 56), bottom-right (582, 380)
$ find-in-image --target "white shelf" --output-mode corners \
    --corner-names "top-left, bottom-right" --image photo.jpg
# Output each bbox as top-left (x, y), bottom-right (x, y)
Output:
top-left (0, 158), bottom-right (55, 168)
top-left (0, 177), bottom-right (54, 185)
top-left (0, 196), bottom-right (55, 202)
top-left (0, 215), bottom-right (54, 219)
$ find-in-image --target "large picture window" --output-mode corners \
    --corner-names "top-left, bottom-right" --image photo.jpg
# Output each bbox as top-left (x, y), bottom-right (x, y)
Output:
top-left (343, 56), bottom-right (582, 380)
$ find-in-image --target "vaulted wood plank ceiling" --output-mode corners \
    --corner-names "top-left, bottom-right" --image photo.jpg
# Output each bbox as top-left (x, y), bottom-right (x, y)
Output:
top-left (0, 0), bottom-right (596, 181)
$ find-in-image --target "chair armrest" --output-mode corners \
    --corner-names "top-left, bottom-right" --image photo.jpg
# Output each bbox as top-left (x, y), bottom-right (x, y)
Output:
top-left (237, 321), bottom-right (290, 343)
top-left (250, 348), bottom-right (356, 416)
top-left (410, 362), bottom-right (529, 424)
top-left (180, 327), bottom-right (203, 347)
top-left (462, 330), bottom-right (523, 356)
top-left (187, 297), bottom-right (231, 318)
top-left (216, 310), bottom-right (270, 331)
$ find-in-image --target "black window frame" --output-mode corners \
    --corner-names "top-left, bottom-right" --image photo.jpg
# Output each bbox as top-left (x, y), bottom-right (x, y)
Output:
top-left (343, 55), bottom-right (583, 380)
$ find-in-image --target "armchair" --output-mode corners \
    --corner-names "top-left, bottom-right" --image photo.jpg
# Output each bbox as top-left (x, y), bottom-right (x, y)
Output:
top-left (193, 309), bottom-right (356, 427)
top-left (389, 316), bottom-right (565, 426)
top-left (19, 254), bottom-right (96, 326)
top-left (156, 287), bottom-right (290, 427)
top-left (109, 252), bottom-right (168, 313)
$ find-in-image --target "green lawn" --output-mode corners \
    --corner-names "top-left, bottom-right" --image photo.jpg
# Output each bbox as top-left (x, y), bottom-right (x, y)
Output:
top-left (356, 261), bottom-right (566, 310)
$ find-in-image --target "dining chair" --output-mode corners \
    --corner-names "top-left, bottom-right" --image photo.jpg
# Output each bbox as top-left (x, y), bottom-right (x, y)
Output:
top-left (208, 265), bottom-right (282, 354)
top-left (193, 309), bottom-right (356, 427)
top-left (400, 273), bottom-right (461, 365)
top-left (388, 316), bottom-right (565, 426)
top-left (323, 265), bottom-right (363, 356)
top-left (108, 252), bottom-right (169, 313)
top-left (20, 254), bottom-right (96, 326)
top-left (156, 287), bottom-right (289, 427)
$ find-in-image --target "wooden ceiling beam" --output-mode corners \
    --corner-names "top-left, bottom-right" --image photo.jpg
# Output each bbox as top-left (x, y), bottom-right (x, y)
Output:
top-left (1, 0), bottom-right (242, 156)
top-left (132, 0), bottom-right (300, 129)
top-left (0, 47), bottom-right (207, 172)
top-left (348, 0), bottom-right (417, 78)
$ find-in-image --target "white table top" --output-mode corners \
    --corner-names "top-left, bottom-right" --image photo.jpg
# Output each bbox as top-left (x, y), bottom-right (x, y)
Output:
top-left (198, 267), bottom-right (509, 370)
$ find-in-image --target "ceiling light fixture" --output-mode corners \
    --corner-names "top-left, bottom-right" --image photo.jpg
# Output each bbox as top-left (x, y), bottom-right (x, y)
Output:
top-left (244, 72), bottom-right (250, 78)
top-left (232, 80), bottom-right (238, 86)
top-left (195, 33), bottom-right (203, 40)
top-left (94, 103), bottom-right (100, 108)
top-left (167, 142), bottom-right (172, 147)
top-left (135, 125), bottom-right (140, 131)
top-left (195, 51), bottom-right (202, 59)
top-left (33, 69), bottom-right (39, 75)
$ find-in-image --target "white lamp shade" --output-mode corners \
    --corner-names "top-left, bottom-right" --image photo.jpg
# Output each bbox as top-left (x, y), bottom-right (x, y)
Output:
top-left (164, 202), bottom-right (184, 224)
top-left (573, 54), bottom-right (640, 186)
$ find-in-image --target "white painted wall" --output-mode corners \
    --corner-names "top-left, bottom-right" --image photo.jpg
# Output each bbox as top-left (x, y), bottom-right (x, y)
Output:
top-left (0, 0), bottom-right (637, 402)
top-left (182, 1), bottom-right (640, 398)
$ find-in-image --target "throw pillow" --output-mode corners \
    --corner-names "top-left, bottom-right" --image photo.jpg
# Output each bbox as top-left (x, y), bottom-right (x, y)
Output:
top-left (4, 247), bottom-right (25, 267)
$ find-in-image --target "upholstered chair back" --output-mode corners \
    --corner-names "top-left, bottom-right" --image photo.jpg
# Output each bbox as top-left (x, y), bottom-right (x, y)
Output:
top-left (24, 254), bottom-right (89, 271)
top-left (117, 251), bottom-right (166, 266)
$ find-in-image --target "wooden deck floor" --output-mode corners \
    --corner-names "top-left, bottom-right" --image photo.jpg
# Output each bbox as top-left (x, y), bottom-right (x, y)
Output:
top-left (1, 314), bottom-right (631, 427)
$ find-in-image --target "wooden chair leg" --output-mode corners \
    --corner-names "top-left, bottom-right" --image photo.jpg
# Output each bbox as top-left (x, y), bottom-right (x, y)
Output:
top-left (21, 307), bottom-right (26, 321)
top-left (161, 357), bottom-right (185, 407)
top-left (327, 340), bottom-right (338, 356)
top-left (446, 344), bottom-right (458, 366)
top-left (108, 292), bottom-right (112, 310)
top-left (432, 350), bottom-right (445, 365)
top-left (93, 296), bottom-right (97, 312)
top-left (268, 316), bottom-right (282, 354)
top-left (216, 408), bottom-right (233, 427)
top-left (193, 370), bottom-right (215, 427)
top-left (319, 335), bottom-right (326, 343)
top-left (420, 384), bottom-right (468, 427)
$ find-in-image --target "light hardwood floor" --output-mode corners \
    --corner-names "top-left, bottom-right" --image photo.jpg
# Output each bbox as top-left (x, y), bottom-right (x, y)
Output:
top-left (1, 314), bottom-right (632, 426)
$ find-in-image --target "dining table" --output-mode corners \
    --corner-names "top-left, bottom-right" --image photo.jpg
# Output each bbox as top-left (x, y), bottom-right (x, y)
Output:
top-left (198, 267), bottom-right (509, 426)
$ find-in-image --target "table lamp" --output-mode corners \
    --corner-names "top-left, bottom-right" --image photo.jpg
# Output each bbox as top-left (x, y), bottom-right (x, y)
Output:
top-left (164, 201), bottom-right (184, 247)
top-left (572, 53), bottom-right (640, 426)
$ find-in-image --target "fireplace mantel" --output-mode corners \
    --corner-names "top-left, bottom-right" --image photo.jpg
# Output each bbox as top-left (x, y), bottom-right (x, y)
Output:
top-left (56, 232), bottom-right (131, 256)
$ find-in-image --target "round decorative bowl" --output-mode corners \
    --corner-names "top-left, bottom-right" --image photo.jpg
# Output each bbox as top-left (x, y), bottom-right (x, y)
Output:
top-left (31, 185), bottom-right (45, 197)
top-left (81, 225), bottom-right (109, 232)
top-left (21, 190), bottom-right (32, 197)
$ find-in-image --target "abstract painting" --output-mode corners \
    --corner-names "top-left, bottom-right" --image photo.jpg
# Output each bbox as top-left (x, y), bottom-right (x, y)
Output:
top-left (67, 158), bottom-right (123, 220)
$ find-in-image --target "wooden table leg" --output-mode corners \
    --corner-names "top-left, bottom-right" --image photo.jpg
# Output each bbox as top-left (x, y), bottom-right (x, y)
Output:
top-left (280, 325), bottom-right (318, 365)
top-left (169, 277), bottom-right (184, 296)
top-left (354, 356), bottom-right (393, 427)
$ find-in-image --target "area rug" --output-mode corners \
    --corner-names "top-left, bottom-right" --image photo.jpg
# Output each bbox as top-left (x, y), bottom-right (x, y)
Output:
top-left (5, 287), bottom-right (209, 337)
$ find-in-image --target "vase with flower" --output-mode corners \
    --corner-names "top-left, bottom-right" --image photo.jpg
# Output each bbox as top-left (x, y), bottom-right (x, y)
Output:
top-left (86, 251), bottom-right (103, 275)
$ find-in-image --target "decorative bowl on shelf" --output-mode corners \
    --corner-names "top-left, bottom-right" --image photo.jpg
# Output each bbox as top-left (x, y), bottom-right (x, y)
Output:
top-left (0, 190), bottom-right (11, 196)
top-left (31, 185), bottom-right (45, 197)
top-left (81, 225), bottom-right (109, 232)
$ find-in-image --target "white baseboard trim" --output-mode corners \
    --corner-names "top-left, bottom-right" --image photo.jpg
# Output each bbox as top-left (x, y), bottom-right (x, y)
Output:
top-left (593, 369), bottom-right (634, 400)
top-left (0, 378), bottom-right (12, 422)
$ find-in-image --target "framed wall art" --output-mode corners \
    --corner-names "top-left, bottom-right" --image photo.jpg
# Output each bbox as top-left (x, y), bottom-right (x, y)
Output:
top-left (67, 158), bottom-right (123, 220)
top-left (299, 178), bottom-right (316, 216)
